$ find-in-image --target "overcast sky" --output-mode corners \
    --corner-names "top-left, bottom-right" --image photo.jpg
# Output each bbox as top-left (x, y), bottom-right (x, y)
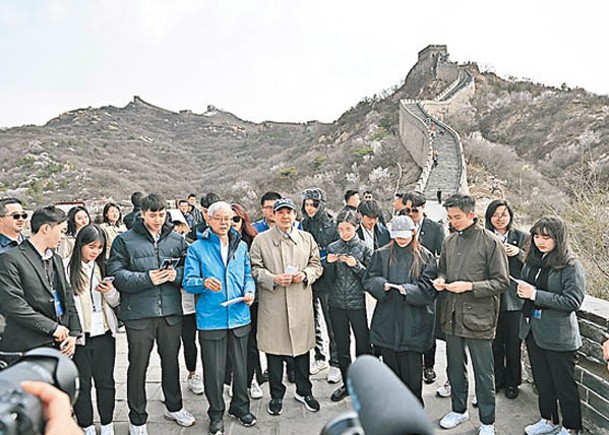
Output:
top-left (1, 0), bottom-right (607, 128)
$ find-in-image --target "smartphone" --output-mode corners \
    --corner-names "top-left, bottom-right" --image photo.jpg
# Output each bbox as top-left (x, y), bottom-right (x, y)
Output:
top-left (103, 277), bottom-right (115, 283)
top-left (160, 258), bottom-right (179, 269)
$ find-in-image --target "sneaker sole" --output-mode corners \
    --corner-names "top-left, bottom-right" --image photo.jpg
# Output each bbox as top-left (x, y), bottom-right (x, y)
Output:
top-left (266, 403), bottom-right (283, 416)
top-left (163, 414), bottom-right (195, 427)
top-left (294, 395), bottom-right (320, 412)
top-left (228, 413), bottom-right (257, 427)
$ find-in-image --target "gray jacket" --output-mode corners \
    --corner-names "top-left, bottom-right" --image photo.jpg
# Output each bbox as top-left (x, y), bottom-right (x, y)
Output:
top-left (519, 260), bottom-right (585, 352)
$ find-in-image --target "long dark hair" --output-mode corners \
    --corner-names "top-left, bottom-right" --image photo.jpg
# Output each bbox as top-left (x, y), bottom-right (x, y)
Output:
top-left (231, 203), bottom-right (258, 248)
top-left (388, 232), bottom-right (429, 280)
top-left (67, 205), bottom-right (91, 236)
top-left (525, 216), bottom-right (576, 269)
top-left (68, 224), bottom-right (107, 295)
top-left (484, 199), bottom-right (514, 232)
top-left (102, 202), bottom-right (123, 227)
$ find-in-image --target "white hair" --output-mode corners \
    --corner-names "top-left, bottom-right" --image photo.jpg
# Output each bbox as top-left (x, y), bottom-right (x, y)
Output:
top-left (207, 201), bottom-right (232, 218)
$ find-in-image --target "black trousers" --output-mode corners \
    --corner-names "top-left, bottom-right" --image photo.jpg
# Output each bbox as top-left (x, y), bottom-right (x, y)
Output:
top-left (181, 313), bottom-right (199, 372)
top-left (267, 352), bottom-right (312, 399)
top-left (526, 334), bottom-right (582, 430)
top-left (200, 326), bottom-right (251, 422)
top-left (492, 310), bottom-right (522, 388)
top-left (380, 348), bottom-right (424, 405)
top-left (72, 331), bottom-right (116, 427)
top-left (329, 307), bottom-right (371, 383)
top-left (224, 303), bottom-right (263, 386)
top-left (125, 317), bottom-right (183, 425)
top-left (313, 292), bottom-right (339, 366)
top-left (446, 334), bottom-right (495, 425)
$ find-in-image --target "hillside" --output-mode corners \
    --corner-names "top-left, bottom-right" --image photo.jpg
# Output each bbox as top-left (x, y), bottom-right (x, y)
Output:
top-left (0, 94), bottom-right (419, 214)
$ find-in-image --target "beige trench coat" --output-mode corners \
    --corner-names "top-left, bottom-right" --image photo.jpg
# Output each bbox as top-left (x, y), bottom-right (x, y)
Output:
top-left (250, 226), bottom-right (323, 356)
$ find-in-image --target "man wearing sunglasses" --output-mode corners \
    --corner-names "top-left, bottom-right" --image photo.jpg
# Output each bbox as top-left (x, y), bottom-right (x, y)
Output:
top-left (0, 198), bottom-right (28, 255)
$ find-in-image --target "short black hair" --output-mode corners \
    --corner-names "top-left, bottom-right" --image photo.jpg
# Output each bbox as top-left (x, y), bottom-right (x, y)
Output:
top-left (188, 193), bottom-right (196, 199)
top-left (357, 199), bottom-right (382, 218)
top-left (31, 205), bottom-right (67, 234)
top-left (336, 209), bottom-right (360, 227)
top-left (140, 193), bottom-right (166, 212)
top-left (344, 189), bottom-right (359, 203)
top-left (403, 191), bottom-right (426, 207)
top-left (443, 193), bottom-right (475, 214)
top-left (131, 191), bottom-right (144, 208)
top-left (200, 192), bottom-right (220, 208)
top-left (260, 191), bottom-right (281, 206)
top-left (0, 198), bottom-right (22, 216)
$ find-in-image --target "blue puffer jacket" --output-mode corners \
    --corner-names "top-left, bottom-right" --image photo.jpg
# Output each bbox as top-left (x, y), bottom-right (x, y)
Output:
top-left (183, 228), bottom-right (255, 331)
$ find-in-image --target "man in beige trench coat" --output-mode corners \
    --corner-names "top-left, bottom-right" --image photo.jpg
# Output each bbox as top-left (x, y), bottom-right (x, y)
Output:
top-left (250, 198), bottom-right (323, 417)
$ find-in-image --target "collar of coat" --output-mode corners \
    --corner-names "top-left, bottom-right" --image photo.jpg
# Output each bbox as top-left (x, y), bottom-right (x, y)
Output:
top-left (269, 225), bottom-right (301, 246)
top-left (132, 219), bottom-right (173, 242)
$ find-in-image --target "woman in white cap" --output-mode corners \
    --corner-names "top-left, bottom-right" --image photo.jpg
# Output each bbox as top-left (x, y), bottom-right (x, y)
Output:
top-left (362, 215), bottom-right (437, 405)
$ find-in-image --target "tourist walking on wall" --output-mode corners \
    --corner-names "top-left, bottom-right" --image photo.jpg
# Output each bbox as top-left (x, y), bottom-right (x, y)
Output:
top-left (324, 209), bottom-right (373, 402)
top-left (363, 215), bottom-right (437, 405)
top-left (183, 201), bottom-right (257, 435)
top-left (58, 205), bottom-right (91, 259)
top-left (65, 224), bottom-right (120, 435)
top-left (484, 199), bottom-right (528, 400)
top-left (518, 216), bottom-right (585, 435)
top-left (250, 198), bottom-right (324, 416)
top-left (99, 202), bottom-right (126, 259)
top-left (301, 188), bottom-right (341, 383)
top-left (107, 194), bottom-right (195, 435)
top-left (433, 193), bottom-right (509, 435)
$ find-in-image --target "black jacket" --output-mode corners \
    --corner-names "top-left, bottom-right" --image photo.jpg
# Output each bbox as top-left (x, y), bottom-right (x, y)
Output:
top-left (123, 208), bottom-right (141, 230)
top-left (107, 220), bottom-right (187, 322)
top-left (356, 223), bottom-right (391, 250)
top-left (302, 206), bottom-right (339, 293)
top-left (363, 243), bottom-right (437, 352)
top-left (418, 216), bottom-right (445, 256)
top-left (0, 240), bottom-right (81, 351)
top-left (324, 237), bottom-right (373, 310)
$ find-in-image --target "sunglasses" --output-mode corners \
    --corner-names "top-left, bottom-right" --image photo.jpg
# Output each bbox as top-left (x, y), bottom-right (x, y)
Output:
top-left (404, 207), bottom-right (420, 214)
top-left (2, 212), bottom-right (28, 220)
top-left (232, 216), bottom-right (242, 223)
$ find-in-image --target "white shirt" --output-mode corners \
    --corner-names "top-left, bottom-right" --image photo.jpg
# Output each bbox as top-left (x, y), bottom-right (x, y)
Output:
top-left (362, 226), bottom-right (375, 251)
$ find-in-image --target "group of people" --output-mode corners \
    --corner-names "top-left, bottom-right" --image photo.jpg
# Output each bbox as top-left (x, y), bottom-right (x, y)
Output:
top-left (0, 186), bottom-right (598, 435)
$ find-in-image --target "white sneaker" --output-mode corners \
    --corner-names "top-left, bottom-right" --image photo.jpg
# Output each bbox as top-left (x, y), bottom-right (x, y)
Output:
top-left (310, 359), bottom-right (329, 375)
top-left (223, 383), bottom-right (233, 397)
top-left (249, 379), bottom-right (263, 399)
top-left (163, 407), bottom-right (195, 427)
top-left (83, 425), bottom-right (96, 435)
top-left (556, 428), bottom-right (579, 435)
top-left (525, 418), bottom-right (560, 435)
top-left (439, 410), bottom-right (469, 429)
top-left (100, 423), bottom-right (114, 435)
top-left (436, 380), bottom-right (451, 398)
top-left (327, 366), bottom-right (341, 384)
top-left (128, 423), bottom-right (148, 435)
top-left (478, 423), bottom-right (496, 435)
top-left (186, 373), bottom-right (204, 395)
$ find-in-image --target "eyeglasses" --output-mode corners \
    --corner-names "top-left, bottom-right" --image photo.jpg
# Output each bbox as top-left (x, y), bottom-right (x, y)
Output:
top-left (232, 216), bottom-right (242, 223)
top-left (404, 207), bottom-right (420, 214)
top-left (1, 212), bottom-right (28, 220)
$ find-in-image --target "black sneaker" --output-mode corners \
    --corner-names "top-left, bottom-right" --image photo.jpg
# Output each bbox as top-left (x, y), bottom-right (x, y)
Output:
top-left (228, 411), bottom-right (257, 427)
top-left (259, 369), bottom-right (269, 385)
top-left (504, 386), bottom-right (519, 399)
top-left (266, 398), bottom-right (283, 416)
top-left (295, 393), bottom-right (320, 412)
top-left (209, 419), bottom-right (224, 435)
top-left (423, 367), bottom-right (437, 384)
top-left (330, 385), bottom-right (349, 402)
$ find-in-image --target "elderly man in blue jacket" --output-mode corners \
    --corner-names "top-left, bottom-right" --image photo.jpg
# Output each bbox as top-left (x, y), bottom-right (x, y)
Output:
top-left (183, 201), bottom-right (256, 435)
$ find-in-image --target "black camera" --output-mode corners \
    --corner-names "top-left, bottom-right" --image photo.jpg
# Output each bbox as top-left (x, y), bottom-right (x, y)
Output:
top-left (0, 348), bottom-right (80, 435)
